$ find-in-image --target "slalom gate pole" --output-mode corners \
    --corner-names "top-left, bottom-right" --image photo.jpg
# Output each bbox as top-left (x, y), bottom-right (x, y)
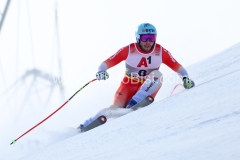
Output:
top-left (10, 78), bottom-right (97, 145)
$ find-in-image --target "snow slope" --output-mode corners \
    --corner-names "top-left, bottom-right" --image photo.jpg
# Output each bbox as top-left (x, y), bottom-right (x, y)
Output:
top-left (1, 42), bottom-right (240, 160)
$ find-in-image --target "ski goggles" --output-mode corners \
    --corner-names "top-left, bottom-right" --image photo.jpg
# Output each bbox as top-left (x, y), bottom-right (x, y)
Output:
top-left (140, 34), bottom-right (156, 42)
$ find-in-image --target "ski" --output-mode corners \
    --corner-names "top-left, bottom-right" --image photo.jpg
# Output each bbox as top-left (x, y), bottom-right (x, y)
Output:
top-left (81, 115), bottom-right (107, 132)
top-left (131, 95), bottom-right (154, 111)
top-left (79, 96), bottom-right (154, 133)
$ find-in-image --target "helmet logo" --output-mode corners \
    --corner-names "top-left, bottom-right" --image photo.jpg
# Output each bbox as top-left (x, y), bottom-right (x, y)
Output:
top-left (142, 29), bottom-right (155, 33)
top-left (143, 23), bottom-right (150, 27)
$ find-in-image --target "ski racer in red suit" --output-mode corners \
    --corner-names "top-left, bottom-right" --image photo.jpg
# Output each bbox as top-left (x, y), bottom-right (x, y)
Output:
top-left (78, 23), bottom-right (195, 130)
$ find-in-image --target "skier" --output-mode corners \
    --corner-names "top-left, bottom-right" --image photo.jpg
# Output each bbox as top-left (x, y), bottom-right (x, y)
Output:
top-left (78, 23), bottom-right (195, 131)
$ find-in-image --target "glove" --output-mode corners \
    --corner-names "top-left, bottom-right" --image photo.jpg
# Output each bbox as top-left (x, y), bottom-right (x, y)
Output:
top-left (183, 77), bottom-right (195, 89)
top-left (96, 71), bottom-right (109, 80)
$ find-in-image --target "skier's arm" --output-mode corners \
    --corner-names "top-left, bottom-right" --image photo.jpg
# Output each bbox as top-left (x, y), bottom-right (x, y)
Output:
top-left (177, 66), bottom-right (188, 79)
top-left (162, 48), bottom-right (195, 89)
top-left (96, 46), bottom-right (129, 80)
top-left (98, 46), bottom-right (129, 71)
top-left (162, 48), bottom-right (188, 78)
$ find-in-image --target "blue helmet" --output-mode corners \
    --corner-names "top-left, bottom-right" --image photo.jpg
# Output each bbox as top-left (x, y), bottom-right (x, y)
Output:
top-left (135, 23), bottom-right (157, 43)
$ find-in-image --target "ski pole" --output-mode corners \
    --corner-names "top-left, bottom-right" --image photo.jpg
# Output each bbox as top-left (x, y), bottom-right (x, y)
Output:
top-left (169, 84), bottom-right (184, 96)
top-left (10, 78), bottom-right (97, 145)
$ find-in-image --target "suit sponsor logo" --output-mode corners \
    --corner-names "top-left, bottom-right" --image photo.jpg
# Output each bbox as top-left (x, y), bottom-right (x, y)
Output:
top-left (155, 51), bottom-right (160, 56)
top-left (164, 49), bottom-right (176, 63)
top-left (109, 48), bottom-right (123, 60)
top-left (116, 92), bottom-right (123, 95)
top-left (145, 77), bottom-right (158, 92)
